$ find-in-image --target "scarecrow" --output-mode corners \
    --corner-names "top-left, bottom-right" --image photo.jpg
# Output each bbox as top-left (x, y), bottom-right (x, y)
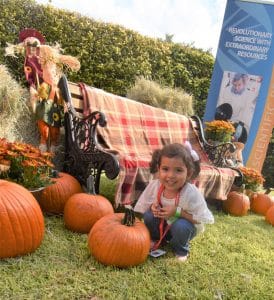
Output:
top-left (5, 28), bottom-right (80, 152)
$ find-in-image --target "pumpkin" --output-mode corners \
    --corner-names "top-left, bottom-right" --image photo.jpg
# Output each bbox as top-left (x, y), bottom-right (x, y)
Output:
top-left (250, 193), bottom-right (274, 215)
top-left (88, 208), bottom-right (150, 268)
top-left (223, 191), bottom-right (250, 216)
top-left (39, 172), bottom-right (83, 214)
top-left (64, 176), bottom-right (114, 233)
top-left (265, 205), bottom-right (274, 226)
top-left (0, 180), bottom-right (44, 258)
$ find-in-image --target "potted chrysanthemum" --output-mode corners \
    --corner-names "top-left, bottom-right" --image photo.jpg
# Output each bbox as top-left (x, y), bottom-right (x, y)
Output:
top-left (204, 120), bottom-right (235, 143)
top-left (0, 138), bottom-right (54, 191)
top-left (239, 166), bottom-right (265, 193)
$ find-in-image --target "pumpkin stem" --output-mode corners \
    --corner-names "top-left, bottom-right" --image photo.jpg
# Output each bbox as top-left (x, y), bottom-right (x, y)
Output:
top-left (87, 175), bottom-right (96, 195)
top-left (122, 207), bottom-right (135, 226)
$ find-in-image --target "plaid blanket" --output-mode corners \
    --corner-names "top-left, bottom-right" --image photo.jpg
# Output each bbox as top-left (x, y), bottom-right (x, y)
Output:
top-left (69, 83), bottom-right (237, 206)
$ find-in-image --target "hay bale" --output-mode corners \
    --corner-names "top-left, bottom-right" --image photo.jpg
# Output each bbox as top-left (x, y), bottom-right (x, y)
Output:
top-left (0, 65), bottom-right (39, 144)
top-left (126, 77), bottom-right (194, 116)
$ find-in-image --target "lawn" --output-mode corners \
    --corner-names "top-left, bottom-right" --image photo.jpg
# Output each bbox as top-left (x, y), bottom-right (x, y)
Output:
top-left (0, 179), bottom-right (273, 300)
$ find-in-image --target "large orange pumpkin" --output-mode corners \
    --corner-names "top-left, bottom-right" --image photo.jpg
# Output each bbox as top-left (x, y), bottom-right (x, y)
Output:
top-left (223, 191), bottom-right (250, 216)
top-left (38, 172), bottom-right (83, 214)
top-left (88, 208), bottom-right (150, 268)
top-left (64, 192), bottom-right (114, 233)
top-left (250, 193), bottom-right (274, 215)
top-left (265, 205), bottom-right (274, 226)
top-left (0, 180), bottom-right (44, 258)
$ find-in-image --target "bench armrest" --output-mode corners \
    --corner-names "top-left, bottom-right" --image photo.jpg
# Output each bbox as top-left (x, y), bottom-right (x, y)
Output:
top-left (190, 115), bottom-right (243, 186)
top-left (58, 76), bottom-right (120, 192)
top-left (190, 115), bottom-right (236, 167)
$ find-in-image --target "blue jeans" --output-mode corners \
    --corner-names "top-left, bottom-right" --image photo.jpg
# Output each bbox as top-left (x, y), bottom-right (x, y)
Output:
top-left (143, 210), bottom-right (197, 256)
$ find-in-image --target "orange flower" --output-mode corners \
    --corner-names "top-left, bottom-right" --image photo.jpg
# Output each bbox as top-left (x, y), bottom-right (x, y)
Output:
top-left (24, 152), bottom-right (41, 159)
top-left (41, 151), bottom-right (54, 159)
top-left (0, 138), bottom-right (8, 147)
top-left (6, 150), bottom-right (19, 157)
top-left (0, 159), bottom-right (11, 166)
top-left (11, 143), bottom-right (26, 152)
top-left (205, 120), bottom-right (235, 134)
top-left (204, 120), bottom-right (235, 143)
top-left (239, 166), bottom-right (265, 191)
top-left (0, 138), bottom-right (55, 189)
top-left (22, 160), bottom-right (38, 168)
top-left (26, 144), bottom-right (41, 154)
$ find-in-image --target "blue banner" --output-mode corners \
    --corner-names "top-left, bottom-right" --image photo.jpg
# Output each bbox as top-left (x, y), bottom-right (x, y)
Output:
top-left (204, 0), bottom-right (274, 171)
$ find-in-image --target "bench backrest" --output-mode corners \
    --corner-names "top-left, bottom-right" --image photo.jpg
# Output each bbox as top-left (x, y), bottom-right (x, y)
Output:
top-left (67, 82), bottom-right (210, 165)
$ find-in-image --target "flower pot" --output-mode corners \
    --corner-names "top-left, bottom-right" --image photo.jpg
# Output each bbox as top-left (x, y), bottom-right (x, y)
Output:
top-left (29, 186), bottom-right (46, 202)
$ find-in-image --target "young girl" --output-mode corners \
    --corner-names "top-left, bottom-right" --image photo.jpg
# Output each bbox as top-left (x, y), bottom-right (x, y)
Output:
top-left (134, 142), bottom-right (214, 262)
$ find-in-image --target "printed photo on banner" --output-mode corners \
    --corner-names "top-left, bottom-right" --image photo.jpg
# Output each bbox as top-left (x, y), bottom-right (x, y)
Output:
top-left (215, 71), bottom-right (263, 144)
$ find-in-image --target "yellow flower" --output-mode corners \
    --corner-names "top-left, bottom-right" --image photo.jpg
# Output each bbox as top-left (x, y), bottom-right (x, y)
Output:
top-left (52, 112), bottom-right (60, 121)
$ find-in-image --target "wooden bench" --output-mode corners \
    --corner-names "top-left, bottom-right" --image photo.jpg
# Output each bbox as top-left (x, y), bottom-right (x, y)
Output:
top-left (58, 75), bottom-right (242, 207)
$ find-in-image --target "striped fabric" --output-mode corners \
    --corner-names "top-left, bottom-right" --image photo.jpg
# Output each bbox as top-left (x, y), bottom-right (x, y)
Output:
top-left (68, 82), bottom-right (236, 206)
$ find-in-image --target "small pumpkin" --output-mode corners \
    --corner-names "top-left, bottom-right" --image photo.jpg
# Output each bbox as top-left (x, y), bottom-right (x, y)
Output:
top-left (223, 191), bottom-right (250, 216)
top-left (250, 193), bottom-right (274, 215)
top-left (265, 205), bottom-right (274, 226)
top-left (0, 180), bottom-right (44, 258)
top-left (39, 172), bottom-right (83, 214)
top-left (88, 208), bottom-right (150, 268)
top-left (64, 175), bottom-right (114, 233)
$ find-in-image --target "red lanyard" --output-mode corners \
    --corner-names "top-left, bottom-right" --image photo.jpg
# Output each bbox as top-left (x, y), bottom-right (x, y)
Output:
top-left (151, 184), bottom-right (180, 251)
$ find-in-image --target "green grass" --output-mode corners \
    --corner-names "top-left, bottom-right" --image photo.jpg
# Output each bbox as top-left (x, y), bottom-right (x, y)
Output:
top-left (1, 179), bottom-right (274, 300)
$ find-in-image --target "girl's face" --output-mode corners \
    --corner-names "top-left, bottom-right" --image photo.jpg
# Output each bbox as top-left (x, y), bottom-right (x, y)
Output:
top-left (158, 156), bottom-right (189, 196)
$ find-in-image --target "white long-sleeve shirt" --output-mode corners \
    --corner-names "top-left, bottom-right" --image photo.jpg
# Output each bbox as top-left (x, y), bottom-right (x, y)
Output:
top-left (134, 180), bottom-right (214, 233)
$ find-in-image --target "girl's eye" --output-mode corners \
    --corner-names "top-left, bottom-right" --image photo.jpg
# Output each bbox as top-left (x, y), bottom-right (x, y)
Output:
top-left (161, 167), bottom-right (168, 171)
top-left (176, 169), bottom-right (183, 173)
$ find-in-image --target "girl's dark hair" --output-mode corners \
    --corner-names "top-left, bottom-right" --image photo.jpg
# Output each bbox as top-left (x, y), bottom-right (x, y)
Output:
top-left (150, 143), bottom-right (200, 180)
top-left (149, 149), bottom-right (161, 174)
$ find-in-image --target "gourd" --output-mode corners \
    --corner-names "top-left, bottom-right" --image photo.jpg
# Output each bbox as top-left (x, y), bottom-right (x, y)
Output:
top-left (265, 205), bottom-right (274, 226)
top-left (0, 180), bottom-right (44, 258)
top-left (250, 193), bottom-right (274, 215)
top-left (88, 208), bottom-right (150, 268)
top-left (223, 191), bottom-right (250, 216)
top-left (64, 176), bottom-right (114, 233)
top-left (39, 172), bottom-right (83, 214)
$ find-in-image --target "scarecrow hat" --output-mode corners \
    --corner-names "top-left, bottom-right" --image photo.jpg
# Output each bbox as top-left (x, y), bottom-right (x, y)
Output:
top-left (19, 28), bottom-right (46, 44)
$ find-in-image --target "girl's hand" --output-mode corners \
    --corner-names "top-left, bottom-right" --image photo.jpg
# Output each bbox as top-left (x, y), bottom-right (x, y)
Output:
top-left (159, 206), bottom-right (176, 219)
top-left (151, 202), bottom-right (161, 218)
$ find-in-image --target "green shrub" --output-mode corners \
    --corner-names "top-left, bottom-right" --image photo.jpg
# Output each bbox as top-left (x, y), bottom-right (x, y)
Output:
top-left (0, 0), bottom-right (213, 118)
top-left (126, 77), bottom-right (193, 116)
